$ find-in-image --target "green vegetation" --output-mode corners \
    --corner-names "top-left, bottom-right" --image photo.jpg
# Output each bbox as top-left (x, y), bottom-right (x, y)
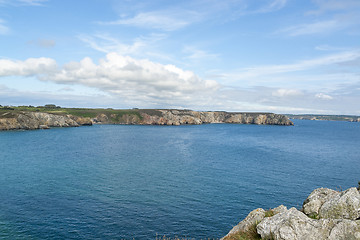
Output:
top-left (308, 213), bottom-right (319, 220)
top-left (0, 105), bottom-right (144, 123)
top-left (264, 209), bottom-right (275, 218)
top-left (223, 223), bottom-right (261, 240)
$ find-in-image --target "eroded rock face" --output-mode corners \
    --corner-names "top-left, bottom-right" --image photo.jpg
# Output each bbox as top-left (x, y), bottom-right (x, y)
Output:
top-left (257, 208), bottom-right (360, 240)
top-left (303, 188), bottom-right (340, 217)
top-left (221, 205), bottom-right (288, 240)
top-left (319, 187), bottom-right (360, 220)
top-left (0, 109), bottom-right (293, 130)
top-left (0, 112), bottom-right (79, 130)
top-left (303, 187), bottom-right (360, 220)
top-left (136, 110), bottom-right (294, 126)
top-left (69, 115), bottom-right (93, 126)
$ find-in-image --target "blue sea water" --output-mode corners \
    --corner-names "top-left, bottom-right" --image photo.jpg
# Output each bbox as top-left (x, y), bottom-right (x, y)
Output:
top-left (0, 120), bottom-right (359, 239)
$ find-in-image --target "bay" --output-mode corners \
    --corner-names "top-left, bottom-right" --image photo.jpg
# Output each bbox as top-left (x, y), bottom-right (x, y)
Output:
top-left (0, 120), bottom-right (359, 239)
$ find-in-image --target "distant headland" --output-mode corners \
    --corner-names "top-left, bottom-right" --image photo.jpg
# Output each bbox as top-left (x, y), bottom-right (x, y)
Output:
top-left (0, 105), bottom-right (293, 130)
top-left (286, 114), bottom-right (360, 122)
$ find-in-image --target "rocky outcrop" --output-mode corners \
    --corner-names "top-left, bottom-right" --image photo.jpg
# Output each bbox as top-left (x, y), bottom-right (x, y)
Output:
top-left (69, 115), bottom-right (93, 126)
top-left (222, 186), bottom-right (360, 240)
top-left (92, 109), bottom-right (293, 126)
top-left (257, 208), bottom-right (360, 240)
top-left (0, 112), bottom-right (89, 130)
top-left (303, 187), bottom-right (360, 220)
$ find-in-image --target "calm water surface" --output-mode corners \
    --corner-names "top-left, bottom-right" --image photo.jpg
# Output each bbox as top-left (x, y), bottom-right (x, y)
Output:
top-left (0, 120), bottom-right (359, 239)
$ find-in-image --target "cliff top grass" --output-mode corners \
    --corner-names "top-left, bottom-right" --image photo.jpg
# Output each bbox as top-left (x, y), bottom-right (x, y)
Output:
top-left (0, 105), bottom-right (144, 119)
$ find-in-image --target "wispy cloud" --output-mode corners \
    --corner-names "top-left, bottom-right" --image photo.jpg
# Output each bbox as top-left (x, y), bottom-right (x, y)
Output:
top-left (103, 0), bottom-right (287, 32)
top-left (314, 45), bottom-right (349, 51)
top-left (232, 50), bottom-right (360, 79)
top-left (277, 20), bottom-right (341, 36)
top-left (315, 93), bottom-right (333, 100)
top-left (100, 10), bottom-right (199, 31)
top-left (0, 19), bottom-right (9, 34)
top-left (0, 0), bottom-right (47, 6)
top-left (307, 0), bottom-right (360, 15)
top-left (277, 0), bottom-right (360, 36)
top-left (272, 88), bottom-right (303, 97)
top-left (17, 0), bottom-right (47, 6)
top-left (78, 33), bottom-right (166, 56)
top-left (27, 39), bottom-right (56, 48)
top-left (183, 46), bottom-right (219, 60)
top-left (254, 0), bottom-right (288, 13)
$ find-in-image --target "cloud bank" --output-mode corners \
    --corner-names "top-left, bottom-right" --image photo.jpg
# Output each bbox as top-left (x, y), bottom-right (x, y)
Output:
top-left (0, 53), bottom-right (219, 107)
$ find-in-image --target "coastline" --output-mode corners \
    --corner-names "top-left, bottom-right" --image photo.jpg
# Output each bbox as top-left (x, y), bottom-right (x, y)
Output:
top-left (0, 107), bottom-right (294, 131)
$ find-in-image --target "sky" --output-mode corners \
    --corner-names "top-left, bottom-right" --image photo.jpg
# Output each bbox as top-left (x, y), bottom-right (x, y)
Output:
top-left (0, 0), bottom-right (359, 114)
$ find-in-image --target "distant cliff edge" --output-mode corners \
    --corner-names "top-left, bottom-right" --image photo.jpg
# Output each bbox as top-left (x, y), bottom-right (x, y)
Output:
top-left (0, 107), bottom-right (293, 130)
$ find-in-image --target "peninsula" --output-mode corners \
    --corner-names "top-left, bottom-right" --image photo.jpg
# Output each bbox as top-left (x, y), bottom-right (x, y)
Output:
top-left (0, 105), bottom-right (293, 130)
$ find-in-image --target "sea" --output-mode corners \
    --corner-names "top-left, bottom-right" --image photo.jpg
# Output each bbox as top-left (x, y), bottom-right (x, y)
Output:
top-left (0, 119), bottom-right (359, 239)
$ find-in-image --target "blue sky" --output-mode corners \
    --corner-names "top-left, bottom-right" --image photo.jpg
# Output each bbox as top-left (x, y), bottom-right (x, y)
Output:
top-left (0, 0), bottom-right (359, 114)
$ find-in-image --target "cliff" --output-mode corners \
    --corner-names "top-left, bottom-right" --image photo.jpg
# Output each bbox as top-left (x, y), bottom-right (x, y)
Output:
top-left (0, 111), bottom-right (91, 130)
top-left (92, 109), bottom-right (294, 126)
top-left (0, 108), bottom-right (293, 130)
top-left (222, 186), bottom-right (360, 240)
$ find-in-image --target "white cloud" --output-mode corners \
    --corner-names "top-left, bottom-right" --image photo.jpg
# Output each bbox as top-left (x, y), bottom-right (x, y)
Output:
top-left (315, 93), bottom-right (333, 100)
top-left (0, 57), bottom-right (57, 76)
top-left (48, 53), bottom-right (219, 94)
top-left (0, 53), bottom-right (219, 106)
top-left (272, 88), bottom-right (303, 97)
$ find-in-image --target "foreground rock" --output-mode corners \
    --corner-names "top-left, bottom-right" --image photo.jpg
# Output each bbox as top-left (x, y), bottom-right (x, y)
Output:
top-left (303, 187), bottom-right (360, 220)
top-left (222, 186), bottom-right (360, 240)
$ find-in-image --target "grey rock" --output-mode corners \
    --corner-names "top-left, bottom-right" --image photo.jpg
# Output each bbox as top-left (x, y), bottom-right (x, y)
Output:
top-left (0, 112), bottom-right (79, 130)
top-left (303, 187), bottom-right (360, 220)
top-left (257, 208), bottom-right (360, 240)
top-left (319, 187), bottom-right (360, 220)
top-left (221, 208), bottom-right (265, 240)
top-left (303, 188), bottom-right (340, 217)
top-left (221, 205), bottom-right (288, 240)
top-left (273, 205), bottom-right (288, 215)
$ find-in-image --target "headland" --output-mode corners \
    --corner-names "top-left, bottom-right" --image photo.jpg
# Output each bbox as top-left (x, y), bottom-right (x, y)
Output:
top-left (0, 105), bottom-right (293, 130)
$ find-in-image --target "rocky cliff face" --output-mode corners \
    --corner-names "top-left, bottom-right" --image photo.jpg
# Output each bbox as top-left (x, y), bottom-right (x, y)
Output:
top-left (0, 112), bottom-right (90, 130)
top-left (93, 109), bottom-right (294, 126)
top-left (222, 186), bottom-right (360, 240)
top-left (0, 109), bottom-right (293, 130)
